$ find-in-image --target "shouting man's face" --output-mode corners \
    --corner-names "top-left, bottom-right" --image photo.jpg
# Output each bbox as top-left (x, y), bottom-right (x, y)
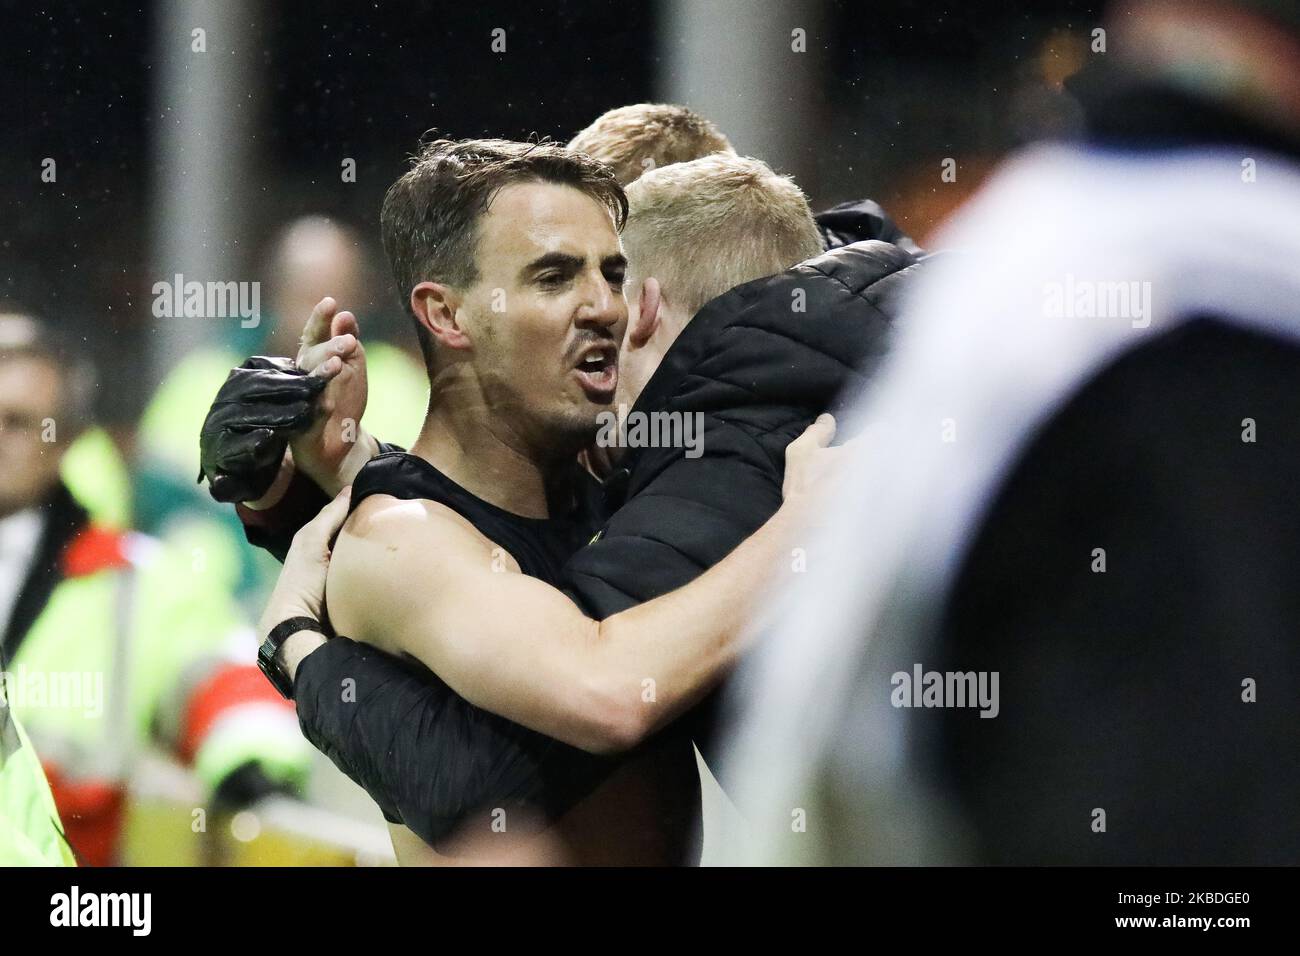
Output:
top-left (453, 180), bottom-right (628, 458)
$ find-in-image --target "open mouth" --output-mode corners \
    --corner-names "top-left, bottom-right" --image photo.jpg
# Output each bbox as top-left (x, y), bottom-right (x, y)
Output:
top-left (572, 344), bottom-right (618, 402)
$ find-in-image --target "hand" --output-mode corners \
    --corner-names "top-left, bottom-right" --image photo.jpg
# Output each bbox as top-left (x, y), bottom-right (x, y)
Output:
top-left (259, 486), bottom-right (353, 639)
top-left (781, 414), bottom-right (853, 517)
top-left (290, 297), bottom-right (378, 496)
top-left (198, 356), bottom-right (326, 504)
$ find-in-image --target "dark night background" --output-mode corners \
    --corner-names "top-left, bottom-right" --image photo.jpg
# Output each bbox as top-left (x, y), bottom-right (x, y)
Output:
top-left (1, 0), bottom-right (1104, 426)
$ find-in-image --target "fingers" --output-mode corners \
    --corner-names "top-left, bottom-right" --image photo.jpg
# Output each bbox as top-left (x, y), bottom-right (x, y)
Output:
top-left (308, 355), bottom-right (344, 381)
top-left (316, 485), bottom-right (353, 541)
top-left (330, 310), bottom-right (361, 340)
top-left (299, 297), bottom-right (338, 355)
top-left (781, 414), bottom-right (844, 504)
top-left (791, 413), bottom-right (837, 453)
top-left (297, 486), bottom-right (353, 553)
top-left (300, 331), bottom-right (359, 378)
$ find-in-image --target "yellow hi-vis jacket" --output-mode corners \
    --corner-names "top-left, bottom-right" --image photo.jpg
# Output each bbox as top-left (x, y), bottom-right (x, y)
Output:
top-left (0, 687), bottom-right (75, 865)
top-left (9, 498), bottom-right (311, 865)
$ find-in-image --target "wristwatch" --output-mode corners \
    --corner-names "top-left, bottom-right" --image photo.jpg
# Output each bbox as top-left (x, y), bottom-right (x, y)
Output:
top-left (258, 616), bottom-right (324, 700)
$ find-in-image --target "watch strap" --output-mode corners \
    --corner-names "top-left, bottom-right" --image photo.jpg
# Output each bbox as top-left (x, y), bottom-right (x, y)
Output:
top-left (258, 616), bottom-right (323, 699)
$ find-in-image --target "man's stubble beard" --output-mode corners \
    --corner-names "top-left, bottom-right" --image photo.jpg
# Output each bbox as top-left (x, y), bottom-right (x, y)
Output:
top-left (478, 372), bottom-right (601, 464)
top-left (529, 401), bottom-right (605, 464)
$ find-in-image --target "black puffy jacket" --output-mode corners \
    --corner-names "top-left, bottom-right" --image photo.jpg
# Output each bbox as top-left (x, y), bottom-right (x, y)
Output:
top-left (294, 238), bottom-right (930, 844)
top-left (569, 239), bottom-right (922, 614)
top-left (815, 198), bottom-right (921, 254)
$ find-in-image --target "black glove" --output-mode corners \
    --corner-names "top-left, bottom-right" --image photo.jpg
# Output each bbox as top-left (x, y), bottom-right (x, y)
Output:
top-left (198, 356), bottom-right (326, 503)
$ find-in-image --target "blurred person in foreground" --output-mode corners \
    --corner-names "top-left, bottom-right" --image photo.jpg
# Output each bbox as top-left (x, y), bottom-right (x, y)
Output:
top-left (0, 314), bottom-right (310, 866)
top-left (719, 0), bottom-right (1300, 865)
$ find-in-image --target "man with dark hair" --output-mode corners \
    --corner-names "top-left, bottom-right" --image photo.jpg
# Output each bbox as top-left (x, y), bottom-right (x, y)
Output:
top-left (382, 138), bottom-right (629, 369)
top-left (246, 139), bottom-right (632, 508)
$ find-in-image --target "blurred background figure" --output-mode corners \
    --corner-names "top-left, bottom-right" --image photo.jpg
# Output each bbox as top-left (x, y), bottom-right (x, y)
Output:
top-left (719, 0), bottom-right (1300, 865)
top-left (128, 216), bottom-right (425, 858)
top-left (261, 218), bottom-right (429, 456)
top-left (133, 215), bottom-right (426, 612)
top-left (0, 313), bottom-right (312, 865)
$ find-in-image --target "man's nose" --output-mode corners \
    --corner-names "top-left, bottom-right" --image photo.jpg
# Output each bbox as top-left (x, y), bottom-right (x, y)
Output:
top-left (576, 272), bottom-right (626, 333)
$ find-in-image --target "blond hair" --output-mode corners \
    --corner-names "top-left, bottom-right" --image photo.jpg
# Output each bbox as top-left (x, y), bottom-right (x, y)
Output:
top-left (622, 154), bottom-right (823, 320)
top-left (569, 104), bottom-right (735, 187)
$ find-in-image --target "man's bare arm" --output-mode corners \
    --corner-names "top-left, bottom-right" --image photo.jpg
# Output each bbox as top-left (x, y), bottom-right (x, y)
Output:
top-left (326, 417), bottom-right (841, 755)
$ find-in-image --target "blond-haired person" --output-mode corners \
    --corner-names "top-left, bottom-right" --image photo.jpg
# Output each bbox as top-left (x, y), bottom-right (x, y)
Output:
top-left (569, 103), bottom-right (734, 186)
top-left (569, 101), bottom-right (921, 253)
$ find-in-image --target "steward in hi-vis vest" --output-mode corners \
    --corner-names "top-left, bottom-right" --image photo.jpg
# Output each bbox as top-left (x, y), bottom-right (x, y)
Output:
top-left (1, 314), bottom-right (311, 865)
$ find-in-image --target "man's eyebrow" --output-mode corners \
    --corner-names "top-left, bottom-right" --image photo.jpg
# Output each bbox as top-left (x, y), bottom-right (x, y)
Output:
top-left (601, 253), bottom-right (628, 273)
top-left (521, 251), bottom-right (585, 278)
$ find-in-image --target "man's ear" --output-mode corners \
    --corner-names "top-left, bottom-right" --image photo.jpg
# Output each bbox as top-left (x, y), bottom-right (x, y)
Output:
top-left (411, 282), bottom-right (471, 351)
top-left (629, 276), bottom-right (662, 349)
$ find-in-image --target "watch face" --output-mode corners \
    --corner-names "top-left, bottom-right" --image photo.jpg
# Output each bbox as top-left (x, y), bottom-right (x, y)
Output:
top-left (258, 639), bottom-right (294, 700)
top-left (258, 635), bottom-right (277, 665)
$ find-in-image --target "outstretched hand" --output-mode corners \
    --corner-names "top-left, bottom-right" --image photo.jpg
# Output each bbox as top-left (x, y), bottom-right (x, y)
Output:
top-left (290, 297), bottom-right (378, 496)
